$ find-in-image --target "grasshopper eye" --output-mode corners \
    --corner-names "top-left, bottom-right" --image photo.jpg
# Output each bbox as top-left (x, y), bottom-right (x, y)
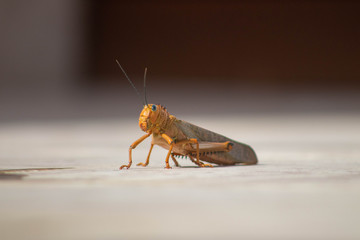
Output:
top-left (151, 105), bottom-right (157, 111)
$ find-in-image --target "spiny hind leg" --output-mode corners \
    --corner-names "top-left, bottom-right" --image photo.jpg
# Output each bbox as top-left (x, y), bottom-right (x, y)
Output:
top-left (186, 140), bottom-right (234, 168)
top-left (188, 138), bottom-right (213, 167)
top-left (137, 143), bottom-right (154, 167)
top-left (188, 155), bottom-right (201, 165)
top-left (175, 138), bottom-right (202, 167)
top-left (171, 138), bottom-right (214, 168)
top-left (188, 155), bottom-right (213, 168)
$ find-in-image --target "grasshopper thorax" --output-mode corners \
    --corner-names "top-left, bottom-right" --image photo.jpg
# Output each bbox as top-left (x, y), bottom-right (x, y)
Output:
top-left (139, 104), bottom-right (172, 133)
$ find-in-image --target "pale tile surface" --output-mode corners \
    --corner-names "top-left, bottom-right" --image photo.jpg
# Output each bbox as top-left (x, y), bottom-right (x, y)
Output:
top-left (0, 113), bottom-right (360, 240)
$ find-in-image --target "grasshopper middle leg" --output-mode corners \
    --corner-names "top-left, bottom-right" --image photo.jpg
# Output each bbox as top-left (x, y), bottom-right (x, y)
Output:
top-left (170, 153), bottom-right (181, 167)
top-left (161, 133), bottom-right (176, 169)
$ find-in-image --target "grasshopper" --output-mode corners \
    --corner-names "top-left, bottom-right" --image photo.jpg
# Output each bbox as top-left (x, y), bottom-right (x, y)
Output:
top-left (116, 60), bottom-right (258, 169)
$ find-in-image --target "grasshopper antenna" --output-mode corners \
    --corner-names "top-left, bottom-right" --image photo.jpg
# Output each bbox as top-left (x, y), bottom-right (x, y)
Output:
top-left (115, 59), bottom-right (145, 106)
top-left (143, 67), bottom-right (149, 106)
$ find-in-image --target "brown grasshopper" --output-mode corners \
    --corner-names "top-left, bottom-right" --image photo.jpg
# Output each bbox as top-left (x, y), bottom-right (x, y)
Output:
top-left (116, 60), bottom-right (258, 169)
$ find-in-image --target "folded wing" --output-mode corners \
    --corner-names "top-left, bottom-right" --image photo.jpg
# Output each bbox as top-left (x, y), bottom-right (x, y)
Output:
top-left (174, 120), bottom-right (257, 165)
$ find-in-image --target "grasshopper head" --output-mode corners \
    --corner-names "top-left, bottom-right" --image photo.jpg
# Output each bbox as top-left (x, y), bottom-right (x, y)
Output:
top-left (139, 104), bottom-right (161, 132)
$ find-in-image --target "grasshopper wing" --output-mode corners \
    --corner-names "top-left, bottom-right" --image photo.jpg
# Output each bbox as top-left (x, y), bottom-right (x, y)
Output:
top-left (174, 120), bottom-right (257, 165)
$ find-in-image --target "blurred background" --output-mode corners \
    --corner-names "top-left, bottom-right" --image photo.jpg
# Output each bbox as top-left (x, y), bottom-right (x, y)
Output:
top-left (1, 2), bottom-right (360, 240)
top-left (0, 0), bottom-right (359, 121)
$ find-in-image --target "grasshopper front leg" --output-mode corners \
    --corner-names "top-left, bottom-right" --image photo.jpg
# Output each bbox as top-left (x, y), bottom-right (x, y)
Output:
top-left (137, 143), bottom-right (154, 167)
top-left (120, 132), bottom-right (152, 170)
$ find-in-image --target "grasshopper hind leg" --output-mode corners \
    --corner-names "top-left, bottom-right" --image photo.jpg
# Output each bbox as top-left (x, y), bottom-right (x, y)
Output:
top-left (188, 155), bottom-right (213, 168)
